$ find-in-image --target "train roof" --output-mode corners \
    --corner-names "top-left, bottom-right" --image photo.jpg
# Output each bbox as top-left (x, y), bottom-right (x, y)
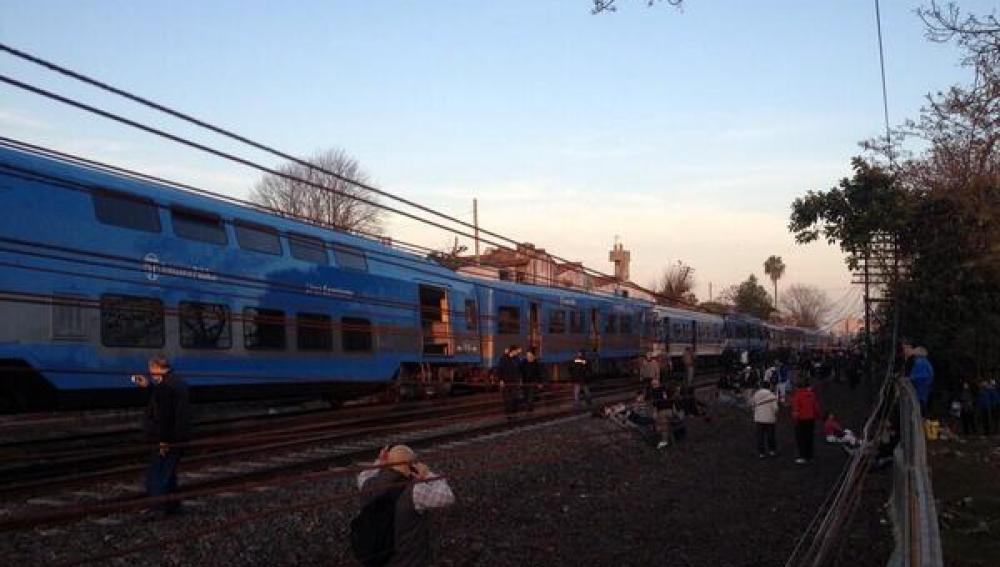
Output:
top-left (0, 142), bottom-right (470, 282)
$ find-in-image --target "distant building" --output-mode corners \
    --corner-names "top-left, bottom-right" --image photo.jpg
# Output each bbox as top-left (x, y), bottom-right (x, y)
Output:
top-left (453, 239), bottom-right (657, 302)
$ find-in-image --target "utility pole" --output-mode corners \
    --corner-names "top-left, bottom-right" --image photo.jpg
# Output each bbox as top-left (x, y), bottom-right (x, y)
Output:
top-left (473, 197), bottom-right (480, 265)
top-left (709, 282), bottom-right (713, 302)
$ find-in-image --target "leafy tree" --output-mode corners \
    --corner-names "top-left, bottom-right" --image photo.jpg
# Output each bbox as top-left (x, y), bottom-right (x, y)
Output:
top-left (788, 2), bottom-right (1000, 388)
top-left (763, 255), bottom-right (786, 307)
top-left (698, 301), bottom-right (731, 315)
top-left (721, 275), bottom-right (774, 320)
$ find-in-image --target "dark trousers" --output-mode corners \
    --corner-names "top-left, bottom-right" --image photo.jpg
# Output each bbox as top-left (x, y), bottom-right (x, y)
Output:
top-left (795, 420), bottom-right (815, 460)
top-left (756, 422), bottom-right (776, 454)
top-left (146, 448), bottom-right (182, 512)
top-left (502, 384), bottom-right (522, 415)
top-left (522, 384), bottom-right (537, 411)
top-left (961, 411), bottom-right (976, 435)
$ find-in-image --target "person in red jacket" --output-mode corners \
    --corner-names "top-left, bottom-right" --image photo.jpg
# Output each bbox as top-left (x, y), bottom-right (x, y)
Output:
top-left (791, 377), bottom-right (822, 464)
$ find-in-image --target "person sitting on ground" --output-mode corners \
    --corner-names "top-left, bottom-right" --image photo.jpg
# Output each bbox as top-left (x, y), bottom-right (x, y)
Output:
top-left (822, 411), bottom-right (859, 447)
top-left (355, 445), bottom-right (455, 566)
top-left (679, 385), bottom-right (709, 421)
top-left (872, 421), bottom-right (900, 471)
top-left (605, 393), bottom-right (668, 450)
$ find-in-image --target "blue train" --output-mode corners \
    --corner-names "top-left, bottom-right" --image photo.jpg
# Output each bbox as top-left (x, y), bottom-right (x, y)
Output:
top-left (0, 142), bottom-right (831, 411)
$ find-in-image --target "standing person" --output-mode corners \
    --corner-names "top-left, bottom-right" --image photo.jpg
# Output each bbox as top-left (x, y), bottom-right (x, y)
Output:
top-left (791, 377), bottom-right (821, 464)
top-left (353, 445), bottom-right (455, 567)
top-left (957, 381), bottom-right (977, 436)
top-left (639, 353), bottom-right (660, 387)
top-left (132, 355), bottom-right (190, 518)
top-left (647, 377), bottom-right (670, 435)
top-left (497, 345), bottom-right (523, 418)
top-left (752, 380), bottom-right (779, 458)
top-left (521, 348), bottom-right (544, 413)
top-left (569, 350), bottom-right (592, 410)
top-left (682, 347), bottom-right (696, 387)
top-left (903, 343), bottom-right (935, 416)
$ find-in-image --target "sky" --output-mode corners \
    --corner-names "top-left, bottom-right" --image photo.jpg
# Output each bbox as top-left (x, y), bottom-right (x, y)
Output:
top-left (1, 0), bottom-right (991, 324)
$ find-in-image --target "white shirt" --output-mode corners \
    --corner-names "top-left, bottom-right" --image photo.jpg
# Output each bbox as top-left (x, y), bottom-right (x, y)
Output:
top-left (752, 388), bottom-right (779, 424)
top-left (358, 466), bottom-right (455, 512)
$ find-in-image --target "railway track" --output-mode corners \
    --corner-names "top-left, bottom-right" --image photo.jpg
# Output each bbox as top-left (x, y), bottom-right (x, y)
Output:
top-left (0, 377), bottom-right (669, 533)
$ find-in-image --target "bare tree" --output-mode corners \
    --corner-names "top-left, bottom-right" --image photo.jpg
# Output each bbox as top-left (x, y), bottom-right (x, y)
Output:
top-left (591, 0), bottom-right (682, 14)
top-left (763, 255), bottom-right (786, 307)
top-left (250, 148), bottom-right (383, 235)
top-left (653, 261), bottom-right (697, 305)
top-left (780, 284), bottom-right (832, 329)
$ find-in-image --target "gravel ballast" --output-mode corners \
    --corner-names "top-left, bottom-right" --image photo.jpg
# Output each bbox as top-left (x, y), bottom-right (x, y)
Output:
top-left (2, 380), bottom-right (892, 566)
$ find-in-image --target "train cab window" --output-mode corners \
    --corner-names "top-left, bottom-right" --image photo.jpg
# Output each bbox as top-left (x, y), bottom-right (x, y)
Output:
top-left (180, 302), bottom-right (231, 349)
top-left (172, 208), bottom-right (227, 245)
top-left (620, 315), bottom-right (633, 335)
top-left (289, 234), bottom-right (329, 265)
top-left (93, 191), bottom-right (161, 233)
top-left (569, 310), bottom-right (584, 334)
top-left (100, 294), bottom-right (164, 348)
top-left (332, 245), bottom-right (368, 271)
top-left (342, 317), bottom-right (373, 352)
top-left (243, 307), bottom-right (286, 350)
top-left (549, 310), bottom-right (566, 334)
top-left (464, 299), bottom-right (478, 331)
top-left (498, 306), bottom-right (520, 334)
top-left (297, 313), bottom-right (333, 351)
top-left (235, 221), bottom-right (282, 255)
top-left (605, 314), bottom-right (618, 334)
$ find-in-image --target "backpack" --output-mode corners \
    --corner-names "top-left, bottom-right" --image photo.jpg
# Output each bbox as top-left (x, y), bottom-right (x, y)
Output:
top-left (350, 484), bottom-right (405, 566)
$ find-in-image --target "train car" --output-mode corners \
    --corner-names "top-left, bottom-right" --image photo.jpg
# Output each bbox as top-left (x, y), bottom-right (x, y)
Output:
top-left (646, 306), bottom-right (724, 370)
top-left (0, 143), bottom-right (489, 410)
top-left (477, 280), bottom-right (646, 379)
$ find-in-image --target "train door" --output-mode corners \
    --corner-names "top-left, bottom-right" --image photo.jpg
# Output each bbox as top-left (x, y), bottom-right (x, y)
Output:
top-left (418, 284), bottom-right (452, 356)
top-left (528, 302), bottom-right (541, 353)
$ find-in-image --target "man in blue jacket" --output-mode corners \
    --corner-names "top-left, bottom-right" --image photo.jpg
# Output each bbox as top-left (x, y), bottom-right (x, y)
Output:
top-left (903, 342), bottom-right (934, 416)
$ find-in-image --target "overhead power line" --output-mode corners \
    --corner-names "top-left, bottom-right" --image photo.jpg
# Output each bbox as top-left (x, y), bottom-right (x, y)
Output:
top-left (0, 43), bottom-right (648, 295)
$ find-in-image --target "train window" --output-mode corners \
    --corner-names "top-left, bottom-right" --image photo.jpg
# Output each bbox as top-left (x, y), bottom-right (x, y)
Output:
top-left (93, 191), bottom-right (161, 233)
top-left (342, 317), bottom-right (373, 352)
top-left (180, 302), bottom-right (231, 349)
top-left (605, 314), bottom-right (618, 334)
top-left (172, 208), bottom-right (227, 245)
top-left (297, 313), bottom-right (333, 351)
top-left (332, 245), bottom-right (368, 271)
top-left (498, 306), bottom-right (520, 334)
top-left (569, 310), bottom-right (584, 334)
top-left (464, 299), bottom-right (478, 331)
top-left (235, 221), bottom-right (282, 255)
top-left (549, 310), bottom-right (566, 334)
top-left (243, 307), bottom-right (286, 350)
top-left (620, 315), bottom-right (633, 335)
top-left (289, 234), bottom-right (329, 265)
top-left (51, 295), bottom-right (86, 340)
top-left (100, 295), bottom-right (164, 348)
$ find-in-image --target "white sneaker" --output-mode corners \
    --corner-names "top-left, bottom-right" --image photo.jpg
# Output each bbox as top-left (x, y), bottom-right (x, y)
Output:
top-left (795, 458), bottom-right (807, 464)
top-left (657, 441), bottom-right (669, 450)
